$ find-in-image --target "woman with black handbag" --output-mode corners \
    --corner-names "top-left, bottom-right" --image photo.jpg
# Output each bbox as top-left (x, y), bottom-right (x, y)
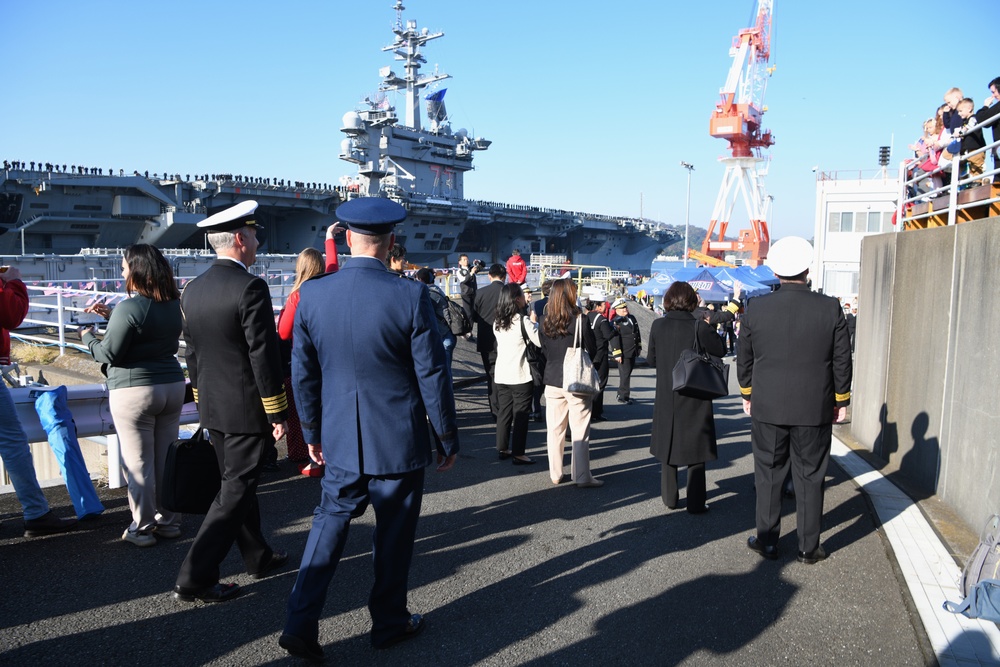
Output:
top-left (493, 283), bottom-right (539, 464)
top-left (646, 281), bottom-right (727, 513)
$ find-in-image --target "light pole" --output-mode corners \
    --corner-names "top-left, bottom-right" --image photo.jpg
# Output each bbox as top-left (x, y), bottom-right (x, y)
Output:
top-left (680, 161), bottom-right (694, 266)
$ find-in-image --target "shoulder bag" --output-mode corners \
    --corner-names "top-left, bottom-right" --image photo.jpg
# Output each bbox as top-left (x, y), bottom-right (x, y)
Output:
top-left (520, 316), bottom-right (545, 384)
top-left (162, 426), bottom-right (221, 514)
top-left (671, 321), bottom-right (730, 400)
top-left (562, 315), bottom-right (601, 395)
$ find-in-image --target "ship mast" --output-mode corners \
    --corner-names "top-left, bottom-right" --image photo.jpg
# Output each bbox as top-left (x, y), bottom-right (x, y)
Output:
top-left (380, 1), bottom-right (450, 131)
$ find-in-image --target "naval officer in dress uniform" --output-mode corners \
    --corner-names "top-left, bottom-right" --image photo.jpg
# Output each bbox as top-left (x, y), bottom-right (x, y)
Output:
top-left (279, 198), bottom-right (459, 662)
top-left (172, 200), bottom-right (289, 603)
top-left (737, 236), bottom-right (852, 564)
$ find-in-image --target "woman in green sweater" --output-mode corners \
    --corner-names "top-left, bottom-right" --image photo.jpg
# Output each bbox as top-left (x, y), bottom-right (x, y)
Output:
top-left (83, 244), bottom-right (186, 547)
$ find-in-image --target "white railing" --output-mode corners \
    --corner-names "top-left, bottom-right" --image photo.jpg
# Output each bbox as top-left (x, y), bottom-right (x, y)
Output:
top-left (897, 112), bottom-right (999, 228)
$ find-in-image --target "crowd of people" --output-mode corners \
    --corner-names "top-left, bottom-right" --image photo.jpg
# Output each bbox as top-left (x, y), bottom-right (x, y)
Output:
top-left (905, 78), bottom-right (1000, 198)
top-left (0, 196), bottom-right (854, 659)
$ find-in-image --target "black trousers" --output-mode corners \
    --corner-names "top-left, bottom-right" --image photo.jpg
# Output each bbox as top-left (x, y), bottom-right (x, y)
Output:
top-left (480, 349), bottom-right (499, 416)
top-left (662, 463), bottom-right (706, 512)
top-left (176, 430), bottom-right (274, 588)
top-left (496, 381), bottom-right (533, 455)
top-left (617, 357), bottom-right (635, 401)
top-left (592, 357), bottom-right (609, 418)
top-left (751, 419), bottom-right (831, 554)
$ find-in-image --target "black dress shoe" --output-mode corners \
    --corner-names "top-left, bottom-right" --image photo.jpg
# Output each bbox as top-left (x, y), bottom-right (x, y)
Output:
top-left (747, 536), bottom-right (779, 560)
top-left (687, 505), bottom-right (710, 515)
top-left (23, 511), bottom-right (77, 537)
top-left (512, 457), bottom-right (537, 465)
top-left (498, 451), bottom-right (512, 460)
top-left (592, 415), bottom-right (608, 422)
top-left (279, 633), bottom-right (324, 662)
top-left (173, 582), bottom-right (242, 603)
top-left (250, 550), bottom-right (288, 579)
top-left (797, 546), bottom-right (827, 565)
top-left (372, 613), bottom-right (425, 649)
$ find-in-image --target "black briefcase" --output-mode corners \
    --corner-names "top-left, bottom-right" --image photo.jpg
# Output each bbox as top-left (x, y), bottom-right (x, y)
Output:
top-left (162, 427), bottom-right (221, 514)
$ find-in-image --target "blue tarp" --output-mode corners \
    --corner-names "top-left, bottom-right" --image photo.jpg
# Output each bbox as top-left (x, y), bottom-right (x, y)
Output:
top-left (34, 386), bottom-right (105, 519)
top-left (709, 267), bottom-right (771, 298)
top-left (632, 264), bottom-right (776, 301)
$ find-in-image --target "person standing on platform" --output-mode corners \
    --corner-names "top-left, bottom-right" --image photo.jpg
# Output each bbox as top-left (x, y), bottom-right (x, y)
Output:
top-left (280, 198), bottom-right (458, 662)
top-left (610, 298), bottom-right (641, 404)
top-left (738, 236), bottom-right (852, 565)
top-left (456, 254), bottom-right (480, 340)
top-left (505, 248), bottom-right (527, 286)
top-left (173, 200), bottom-right (289, 603)
top-left (844, 304), bottom-right (857, 353)
top-left (473, 263), bottom-right (506, 419)
top-left (584, 288), bottom-right (616, 422)
top-left (0, 265), bottom-right (77, 537)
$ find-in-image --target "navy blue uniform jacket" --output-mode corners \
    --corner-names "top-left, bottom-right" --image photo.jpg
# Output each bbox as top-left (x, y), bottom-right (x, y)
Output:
top-left (737, 283), bottom-right (852, 426)
top-left (292, 256), bottom-right (459, 475)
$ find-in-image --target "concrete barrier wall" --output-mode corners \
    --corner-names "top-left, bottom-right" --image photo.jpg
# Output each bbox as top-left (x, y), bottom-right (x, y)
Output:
top-left (854, 218), bottom-right (1000, 529)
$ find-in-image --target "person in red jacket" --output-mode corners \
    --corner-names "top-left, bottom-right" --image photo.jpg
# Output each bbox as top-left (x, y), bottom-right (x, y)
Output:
top-left (505, 248), bottom-right (527, 285)
top-left (275, 223), bottom-right (342, 476)
top-left (0, 265), bottom-right (78, 536)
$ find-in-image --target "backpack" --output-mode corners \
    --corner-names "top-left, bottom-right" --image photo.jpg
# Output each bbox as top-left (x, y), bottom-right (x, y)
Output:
top-left (446, 298), bottom-right (472, 336)
top-left (942, 579), bottom-right (1000, 623)
top-left (958, 514), bottom-right (1000, 599)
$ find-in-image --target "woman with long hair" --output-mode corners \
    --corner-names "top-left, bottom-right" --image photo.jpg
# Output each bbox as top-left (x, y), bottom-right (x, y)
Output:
top-left (83, 244), bottom-right (186, 546)
top-left (646, 281), bottom-right (727, 513)
top-left (539, 279), bottom-right (602, 487)
top-left (493, 282), bottom-right (540, 464)
top-left (276, 223), bottom-right (342, 476)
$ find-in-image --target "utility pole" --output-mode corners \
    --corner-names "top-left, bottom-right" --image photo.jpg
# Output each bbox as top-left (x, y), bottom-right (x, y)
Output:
top-left (680, 161), bottom-right (694, 266)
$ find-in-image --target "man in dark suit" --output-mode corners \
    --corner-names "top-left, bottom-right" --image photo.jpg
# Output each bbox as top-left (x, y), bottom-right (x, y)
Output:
top-left (280, 198), bottom-right (459, 662)
top-left (584, 288), bottom-right (616, 422)
top-left (473, 263), bottom-right (506, 418)
top-left (737, 236), bottom-right (853, 565)
top-left (173, 200), bottom-right (289, 603)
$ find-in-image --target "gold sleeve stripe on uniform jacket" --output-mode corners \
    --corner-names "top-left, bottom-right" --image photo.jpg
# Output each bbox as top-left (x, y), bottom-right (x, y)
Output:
top-left (261, 393), bottom-right (288, 413)
top-left (740, 386), bottom-right (752, 396)
top-left (723, 300), bottom-right (740, 314)
top-left (835, 391), bottom-right (851, 402)
top-left (192, 388), bottom-right (199, 402)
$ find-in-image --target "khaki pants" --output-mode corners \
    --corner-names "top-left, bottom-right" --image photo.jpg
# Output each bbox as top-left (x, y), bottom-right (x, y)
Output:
top-left (544, 386), bottom-right (596, 484)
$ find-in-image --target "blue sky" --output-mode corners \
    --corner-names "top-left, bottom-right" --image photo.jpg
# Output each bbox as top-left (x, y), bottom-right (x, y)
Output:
top-left (2, 0), bottom-right (996, 242)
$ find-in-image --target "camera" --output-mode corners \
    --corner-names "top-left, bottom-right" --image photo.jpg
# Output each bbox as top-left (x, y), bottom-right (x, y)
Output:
top-left (472, 258), bottom-right (486, 270)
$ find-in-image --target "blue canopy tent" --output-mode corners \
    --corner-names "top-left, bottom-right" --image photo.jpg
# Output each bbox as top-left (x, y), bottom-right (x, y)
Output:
top-left (742, 264), bottom-right (778, 286)
top-left (687, 269), bottom-right (732, 303)
top-left (628, 271), bottom-right (677, 296)
top-left (710, 267), bottom-right (771, 298)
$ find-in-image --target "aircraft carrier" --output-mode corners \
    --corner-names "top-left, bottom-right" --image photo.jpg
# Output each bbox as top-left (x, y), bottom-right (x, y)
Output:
top-left (0, 1), bottom-right (678, 274)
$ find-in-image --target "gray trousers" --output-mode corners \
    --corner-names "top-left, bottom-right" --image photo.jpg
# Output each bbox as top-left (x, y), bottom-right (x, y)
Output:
top-left (109, 381), bottom-right (186, 532)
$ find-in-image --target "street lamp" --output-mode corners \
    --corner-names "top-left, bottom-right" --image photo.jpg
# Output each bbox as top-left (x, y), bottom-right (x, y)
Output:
top-left (680, 161), bottom-right (694, 266)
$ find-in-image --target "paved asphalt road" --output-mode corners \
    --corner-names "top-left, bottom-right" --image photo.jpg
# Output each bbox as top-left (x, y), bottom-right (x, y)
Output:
top-left (0, 321), bottom-right (932, 666)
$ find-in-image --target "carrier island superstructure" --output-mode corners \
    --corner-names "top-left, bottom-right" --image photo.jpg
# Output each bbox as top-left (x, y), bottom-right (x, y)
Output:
top-left (0, 1), bottom-right (678, 275)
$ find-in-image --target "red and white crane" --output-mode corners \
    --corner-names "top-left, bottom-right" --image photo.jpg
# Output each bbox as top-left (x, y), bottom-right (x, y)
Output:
top-left (700, 0), bottom-right (775, 267)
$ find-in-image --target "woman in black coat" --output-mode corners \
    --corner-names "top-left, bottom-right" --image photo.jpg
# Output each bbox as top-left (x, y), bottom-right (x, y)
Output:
top-left (646, 281), bottom-right (727, 513)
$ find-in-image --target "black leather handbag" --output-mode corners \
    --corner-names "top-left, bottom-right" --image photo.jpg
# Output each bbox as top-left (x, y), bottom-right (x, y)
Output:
top-left (671, 326), bottom-right (730, 400)
top-left (162, 427), bottom-right (221, 514)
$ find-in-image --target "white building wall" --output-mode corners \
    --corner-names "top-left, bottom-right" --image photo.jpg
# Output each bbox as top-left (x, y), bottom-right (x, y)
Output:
top-left (812, 170), bottom-right (900, 301)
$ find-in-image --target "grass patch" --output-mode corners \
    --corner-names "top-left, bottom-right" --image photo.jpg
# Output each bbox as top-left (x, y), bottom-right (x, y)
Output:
top-left (11, 341), bottom-right (60, 365)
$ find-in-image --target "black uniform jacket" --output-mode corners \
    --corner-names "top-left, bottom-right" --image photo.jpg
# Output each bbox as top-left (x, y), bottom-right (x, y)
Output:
top-left (611, 313), bottom-right (641, 359)
top-left (182, 259), bottom-right (288, 433)
top-left (647, 311), bottom-right (726, 465)
top-left (737, 283), bottom-right (852, 426)
top-left (587, 311), bottom-right (616, 367)
top-left (473, 280), bottom-right (504, 354)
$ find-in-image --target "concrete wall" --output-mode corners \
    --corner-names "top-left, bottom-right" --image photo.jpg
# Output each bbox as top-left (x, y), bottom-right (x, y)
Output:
top-left (854, 218), bottom-right (1000, 529)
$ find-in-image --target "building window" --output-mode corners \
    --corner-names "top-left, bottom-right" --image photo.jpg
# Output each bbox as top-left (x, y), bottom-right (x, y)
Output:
top-left (866, 211), bottom-right (882, 233)
top-left (882, 211), bottom-right (893, 232)
top-left (828, 211), bottom-right (854, 233)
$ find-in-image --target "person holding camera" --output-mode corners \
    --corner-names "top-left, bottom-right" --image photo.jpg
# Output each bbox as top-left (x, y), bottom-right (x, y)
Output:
top-left (457, 254), bottom-right (481, 339)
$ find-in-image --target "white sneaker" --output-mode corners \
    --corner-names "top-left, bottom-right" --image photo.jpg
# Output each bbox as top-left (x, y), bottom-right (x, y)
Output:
top-left (122, 528), bottom-right (156, 547)
top-left (153, 524), bottom-right (181, 539)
